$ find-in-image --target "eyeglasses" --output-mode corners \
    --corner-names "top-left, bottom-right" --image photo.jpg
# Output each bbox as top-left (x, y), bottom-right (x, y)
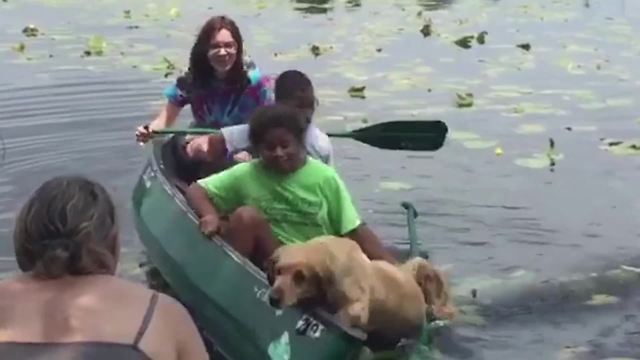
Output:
top-left (208, 42), bottom-right (237, 54)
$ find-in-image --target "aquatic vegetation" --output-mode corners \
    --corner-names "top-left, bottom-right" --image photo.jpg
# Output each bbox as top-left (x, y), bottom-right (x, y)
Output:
top-left (515, 138), bottom-right (563, 170)
top-left (419, 20), bottom-right (432, 37)
top-left (12, 42), bottom-right (26, 53)
top-left (347, 85), bottom-right (366, 99)
top-left (378, 181), bottom-right (413, 191)
top-left (599, 138), bottom-right (640, 156)
top-left (515, 124), bottom-right (546, 134)
top-left (22, 25), bottom-right (40, 37)
top-left (82, 35), bottom-right (106, 57)
top-left (584, 294), bottom-right (619, 306)
top-left (455, 92), bottom-right (474, 108)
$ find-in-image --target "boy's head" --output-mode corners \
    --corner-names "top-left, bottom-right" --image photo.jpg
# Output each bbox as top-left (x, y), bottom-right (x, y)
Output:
top-left (274, 70), bottom-right (316, 123)
top-left (249, 104), bottom-right (309, 174)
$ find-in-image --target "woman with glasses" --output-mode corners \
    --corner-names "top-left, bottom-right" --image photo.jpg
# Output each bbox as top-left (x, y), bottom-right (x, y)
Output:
top-left (136, 15), bottom-right (274, 143)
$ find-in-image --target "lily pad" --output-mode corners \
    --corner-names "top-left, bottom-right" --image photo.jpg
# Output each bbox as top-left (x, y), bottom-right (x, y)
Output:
top-left (584, 294), bottom-right (619, 306)
top-left (455, 92), bottom-right (474, 108)
top-left (605, 97), bottom-right (634, 107)
top-left (450, 131), bottom-right (480, 141)
top-left (83, 35), bottom-right (107, 57)
top-left (12, 42), bottom-right (26, 53)
top-left (347, 85), bottom-right (366, 99)
top-left (515, 139), bottom-right (563, 169)
top-left (514, 153), bottom-right (564, 169)
top-left (22, 25), bottom-right (40, 38)
top-left (516, 42), bottom-right (531, 51)
top-left (515, 124), bottom-right (546, 134)
top-left (462, 140), bottom-right (498, 149)
top-left (169, 7), bottom-right (181, 18)
top-left (309, 44), bottom-right (333, 57)
top-left (599, 139), bottom-right (640, 156)
top-left (378, 181), bottom-right (413, 191)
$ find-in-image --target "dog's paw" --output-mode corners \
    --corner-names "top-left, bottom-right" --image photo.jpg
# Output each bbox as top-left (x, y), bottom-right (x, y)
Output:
top-left (337, 302), bottom-right (369, 328)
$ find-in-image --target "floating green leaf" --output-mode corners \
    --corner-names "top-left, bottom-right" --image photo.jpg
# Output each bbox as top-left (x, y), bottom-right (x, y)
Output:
top-left (515, 138), bottom-right (563, 170)
top-left (450, 131), bottom-right (480, 141)
top-left (169, 7), bottom-right (181, 19)
top-left (347, 85), bottom-right (366, 99)
top-left (462, 140), bottom-right (498, 149)
top-left (599, 138), bottom-right (640, 156)
top-left (476, 31), bottom-right (488, 45)
top-left (584, 294), bottom-right (619, 306)
top-left (12, 42), bottom-right (26, 53)
top-left (22, 25), bottom-right (40, 38)
top-left (515, 124), bottom-right (546, 134)
top-left (379, 181), bottom-right (413, 191)
top-left (455, 92), bottom-right (474, 108)
top-left (83, 35), bottom-right (107, 57)
top-left (419, 20), bottom-right (432, 37)
top-left (516, 42), bottom-right (531, 51)
top-left (453, 35), bottom-right (475, 49)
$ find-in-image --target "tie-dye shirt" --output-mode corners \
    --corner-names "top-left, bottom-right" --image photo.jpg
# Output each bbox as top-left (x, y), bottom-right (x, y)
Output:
top-left (163, 69), bottom-right (274, 129)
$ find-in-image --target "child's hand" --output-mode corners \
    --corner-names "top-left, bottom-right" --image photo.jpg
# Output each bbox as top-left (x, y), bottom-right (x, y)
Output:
top-left (199, 214), bottom-right (220, 237)
top-left (233, 151), bottom-right (253, 163)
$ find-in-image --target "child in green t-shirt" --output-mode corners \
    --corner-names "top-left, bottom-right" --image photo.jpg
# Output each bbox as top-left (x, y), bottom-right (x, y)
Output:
top-left (186, 104), bottom-right (395, 268)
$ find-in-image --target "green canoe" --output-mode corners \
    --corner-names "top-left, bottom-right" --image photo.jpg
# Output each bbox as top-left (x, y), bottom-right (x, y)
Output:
top-left (131, 137), bottom-right (441, 360)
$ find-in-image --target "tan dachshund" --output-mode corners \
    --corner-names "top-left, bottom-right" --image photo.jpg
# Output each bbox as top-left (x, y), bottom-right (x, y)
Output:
top-left (265, 236), bottom-right (455, 344)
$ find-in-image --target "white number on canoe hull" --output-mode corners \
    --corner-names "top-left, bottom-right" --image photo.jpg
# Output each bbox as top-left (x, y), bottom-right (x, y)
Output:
top-left (295, 315), bottom-right (324, 339)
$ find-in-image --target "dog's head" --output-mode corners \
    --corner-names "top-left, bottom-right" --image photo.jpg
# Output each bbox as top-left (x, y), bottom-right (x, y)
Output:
top-left (410, 259), bottom-right (456, 320)
top-left (265, 250), bottom-right (326, 309)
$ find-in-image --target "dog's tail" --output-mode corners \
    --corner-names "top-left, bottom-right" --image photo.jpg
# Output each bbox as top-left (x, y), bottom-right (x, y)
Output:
top-left (401, 257), bottom-right (456, 321)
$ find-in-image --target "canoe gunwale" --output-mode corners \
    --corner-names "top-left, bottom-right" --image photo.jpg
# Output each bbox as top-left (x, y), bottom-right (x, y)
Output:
top-left (146, 137), bottom-right (368, 341)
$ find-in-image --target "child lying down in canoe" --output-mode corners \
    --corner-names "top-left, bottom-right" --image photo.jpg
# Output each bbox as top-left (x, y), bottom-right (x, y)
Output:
top-left (183, 70), bottom-right (333, 181)
top-left (186, 104), bottom-right (396, 268)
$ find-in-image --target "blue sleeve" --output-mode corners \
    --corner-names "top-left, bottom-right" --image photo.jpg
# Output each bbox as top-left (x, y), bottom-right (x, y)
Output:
top-left (163, 83), bottom-right (189, 107)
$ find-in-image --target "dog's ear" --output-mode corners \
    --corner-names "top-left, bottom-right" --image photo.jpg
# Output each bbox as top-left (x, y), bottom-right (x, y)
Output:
top-left (415, 262), bottom-right (455, 320)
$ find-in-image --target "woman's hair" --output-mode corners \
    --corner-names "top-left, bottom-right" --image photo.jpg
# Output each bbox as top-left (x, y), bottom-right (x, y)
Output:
top-left (13, 176), bottom-right (119, 279)
top-left (184, 15), bottom-right (248, 91)
top-left (249, 104), bottom-right (309, 147)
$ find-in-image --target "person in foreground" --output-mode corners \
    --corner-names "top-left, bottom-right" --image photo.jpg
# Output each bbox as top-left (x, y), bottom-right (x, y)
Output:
top-left (0, 176), bottom-right (208, 360)
top-left (183, 69), bottom-right (333, 177)
top-left (135, 15), bottom-right (273, 143)
top-left (186, 104), bottom-right (395, 268)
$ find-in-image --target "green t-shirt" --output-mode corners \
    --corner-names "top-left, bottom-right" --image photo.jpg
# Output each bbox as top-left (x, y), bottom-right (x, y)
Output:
top-left (197, 157), bottom-right (361, 245)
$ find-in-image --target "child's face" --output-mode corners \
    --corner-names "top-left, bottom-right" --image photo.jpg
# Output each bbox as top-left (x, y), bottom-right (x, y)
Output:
top-left (258, 127), bottom-right (306, 174)
top-left (280, 88), bottom-right (316, 124)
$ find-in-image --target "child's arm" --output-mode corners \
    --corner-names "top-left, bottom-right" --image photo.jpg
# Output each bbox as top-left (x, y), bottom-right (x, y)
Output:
top-left (324, 169), bottom-right (397, 263)
top-left (186, 164), bottom-right (247, 236)
top-left (186, 183), bottom-right (222, 236)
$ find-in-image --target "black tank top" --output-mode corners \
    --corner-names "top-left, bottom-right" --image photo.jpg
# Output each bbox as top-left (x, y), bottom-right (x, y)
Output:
top-left (0, 292), bottom-right (159, 360)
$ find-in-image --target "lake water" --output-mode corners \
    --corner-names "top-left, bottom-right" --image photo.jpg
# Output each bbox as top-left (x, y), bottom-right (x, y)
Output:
top-left (1, 0), bottom-right (639, 358)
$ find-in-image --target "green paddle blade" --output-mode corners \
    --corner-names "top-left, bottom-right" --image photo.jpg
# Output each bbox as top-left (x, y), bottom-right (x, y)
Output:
top-left (152, 120), bottom-right (449, 151)
top-left (328, 120), bottom-right (448, 151)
